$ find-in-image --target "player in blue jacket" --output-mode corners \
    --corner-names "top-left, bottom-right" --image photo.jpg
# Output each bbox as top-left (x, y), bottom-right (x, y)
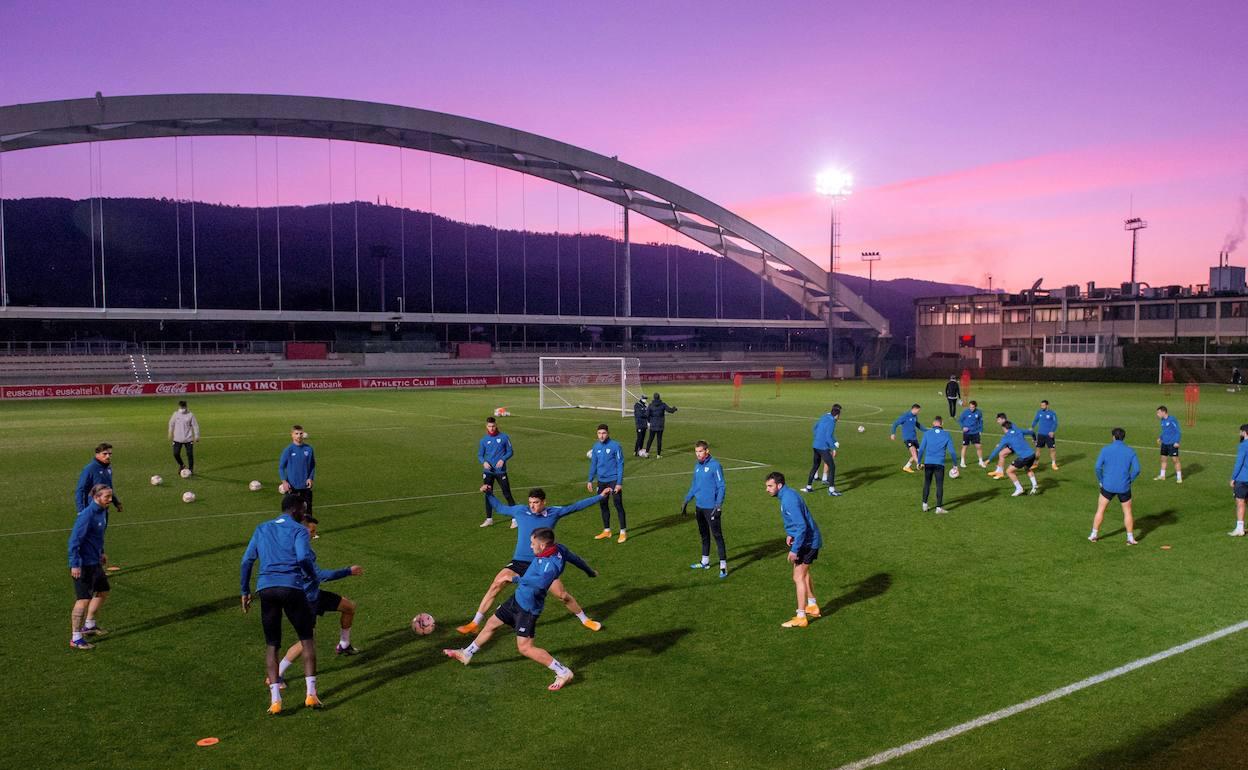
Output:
top-left (240, 494), bottom-right (322, 714)
top-left (765, 472), bottom-right (823, 628)
top-left (74, 442), bottom-right (123, 519)
top-left (890, 404), bottom-right (925, 473)
top-left (455, 486), bottom-right (609, 635)
top-left (987, 421), bottom-right (1040, 497)
top-left (1154, 406), bottom-right (1183, 483)
top-left (1228, 424), bottom-right (1248, 537)
top-left (918, 417), bottom-right (956, 513)
top-left (478, 416), bottom-right (517, 528)
top-left (958, 400), bottom-right (987, 469)
top-left (444, 528), bottom-right (586, 691)
top-left (587, 424), bottom-right (629, 542)
top-left (278, 425), bottom-right (317, 536)
top-left (67, 484), bottom-right (114, 650)
top-left (684, 440), bottom-right (729, 577)
top-left (1089, 428), bottom-right (1141, 545)
top-left (805, 405), bottom-right (843, 496)
top-left (1031, 400), bottom-right (1060, 470)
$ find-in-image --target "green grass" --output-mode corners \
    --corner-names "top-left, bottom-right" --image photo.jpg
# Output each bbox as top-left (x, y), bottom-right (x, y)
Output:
top-left (5, 379), bottom-right (1248, 769)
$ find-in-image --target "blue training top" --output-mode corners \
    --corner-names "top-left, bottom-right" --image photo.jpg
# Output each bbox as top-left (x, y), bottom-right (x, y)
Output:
top-left (587, 438), bottom-right (625, 483)
top-left (279, 443), bottom-right (316, 488)
top-left (777, 485), bottom-right (822, 553)
top-left (74, 458), bottom-right (118, 512)
top-left (239, 515), bottom-right (317, 595)
top-left (812, 413), bottom-right (836, 449)
top-left (511, 545), bottom-right (568, 615)
top-left (919, 427), bottom-right (956, 466)
top-left (988, 427), bottom-right (1037, 462)
top-left (1233, 440), bottom-right (1248, 483)
top-left (958, 408), bottom-right (984, 434)
top-left (1031, 408), bottom-right (1059, 435)
top-left (1159, 415), bottom-right (1181, 445)
top-left (1095, 439), bottom-right (1141, 494)
top-left (487, 493), bottom-right (602, 561)
top-left (477, 432), bottom-right (514, 471)
top-left (891, 411), bottom-right (925, 442)
top-left (684, 456), bottom-right (726, 508)
top-left (67, 500), bottom-right (109, 568)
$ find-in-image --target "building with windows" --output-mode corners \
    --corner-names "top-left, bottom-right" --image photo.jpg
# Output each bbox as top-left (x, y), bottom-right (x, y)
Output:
top-left (915, 275), bottom-right (1248, 368)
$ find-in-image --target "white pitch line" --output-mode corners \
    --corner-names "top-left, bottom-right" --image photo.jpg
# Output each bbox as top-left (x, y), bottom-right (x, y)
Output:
top-left (0, 462), bottom-right (768, 539)
top-left (832, 618), bottom-right (1248, 770)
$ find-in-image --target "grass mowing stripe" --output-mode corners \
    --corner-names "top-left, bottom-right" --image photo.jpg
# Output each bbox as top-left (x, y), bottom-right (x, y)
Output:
top-left (832, 618), bottom-right (1248, 770)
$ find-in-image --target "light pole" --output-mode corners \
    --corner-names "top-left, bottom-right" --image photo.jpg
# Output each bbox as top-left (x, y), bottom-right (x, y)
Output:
top-left (860, 251), bottom-right (881, 300)
top-left (1124, 217), bottom-right (1147, 288)
top-left (816, 169), bottom-right (852, 378)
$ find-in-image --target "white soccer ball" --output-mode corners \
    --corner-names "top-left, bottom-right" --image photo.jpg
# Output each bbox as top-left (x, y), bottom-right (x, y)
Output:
top-left (248, 480), bottom-right (263, 492)
top-left (179, 468), bottom-right (192, 479)
top-left (857, 425), bottom-right (865, 433)
top-left (150, 475), bottom-right (163, 486)
top-left (638, 449), bottom-right (648, 457)
top-left (182, 491), bottom-right (196, 503)
top-left (301, 432), bottom-right (310, 439)
top-left (949, 467), bottom-right (960, 479)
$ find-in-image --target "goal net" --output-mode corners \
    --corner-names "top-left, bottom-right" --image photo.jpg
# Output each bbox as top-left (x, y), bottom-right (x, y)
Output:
top-left (539, 357), bottom-right (643, 415)
top-left (1159, 353), bottom-right (1248, 386)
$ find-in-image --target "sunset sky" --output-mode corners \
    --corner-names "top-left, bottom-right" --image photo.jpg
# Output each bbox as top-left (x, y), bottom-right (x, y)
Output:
top-left (3, 0), bottom-right (1247, 292)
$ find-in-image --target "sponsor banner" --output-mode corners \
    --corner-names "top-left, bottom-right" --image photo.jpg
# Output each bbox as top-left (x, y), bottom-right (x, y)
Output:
top-left (0, 370), bottom-right (812, 400)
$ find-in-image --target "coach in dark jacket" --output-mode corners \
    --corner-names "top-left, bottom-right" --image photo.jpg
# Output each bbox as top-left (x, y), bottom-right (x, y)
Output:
top-left (945, 377), bottom-right (961, 417)
top-left (644, 393), bottom-right (678, 457)
top-left (633, 395), bottom-right (649, 456)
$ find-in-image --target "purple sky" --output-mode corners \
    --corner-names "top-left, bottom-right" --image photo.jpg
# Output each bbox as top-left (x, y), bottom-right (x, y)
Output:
top-left (3, 0), bottom-right (1247, 292)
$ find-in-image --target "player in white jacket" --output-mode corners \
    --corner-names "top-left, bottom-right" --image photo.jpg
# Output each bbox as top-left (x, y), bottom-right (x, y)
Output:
top-left (168, 400), bottom-right (200, 475)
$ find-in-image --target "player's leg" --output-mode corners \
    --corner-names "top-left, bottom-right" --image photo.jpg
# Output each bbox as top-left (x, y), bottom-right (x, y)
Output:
top-left (782, 563), bottom-right (812, 626)
top-left (613, 488), bottom-right (628, 542)
top-left (283, 594), bottom-right (320, 707)
top-left (645, 430), bottom-right (656, 453)
top-left (258, 589), bottom-right (285, 711)
top-left (1049, 444), bottom-right (1058, 469)
top-left (635, 426), bottom-right (645, 455)
top-left (497, 473), bottom-right (516, 506)
top-left (335, 596), bottom-right (357, 653)
top-left (654, 430), bottom-right (665, 456)
top-left (596, 485), bottom-right (613, 538)
top-left (693, 507), bottom-right (712, 566)
top-left (1233, 494), bottom-right (1246, 536)
top-left (83, 571), bottom-right (110, 634)
top-left (1027, 467), bottom-right (1038, 493)
top-left (976, 439), bottom-right (985, 466)
top-left (1173, 453), bottom-right (1182, 482)
top-left (1122, 498), bottom-right (1136, 544)
top-left (516, 635), bottom-right (574, 690)
top-left (173, 441), bottom-right (184, 470)
top-left (70, 597), bottom-right (91, 648)
top-left (465, 567), bottom-right (519, 629)
top-left (934, 466), bottom-right (946, 510)
top-left (921, 465), bottom-right (934, 508)
top-left (1006, 462), bottom-right (1024, 495)
top-left (960, 441), bottom-right (968, 467)
top-left (823, 449), bottom-right (838, 493)
top-left (1089, 493), bottom-right (1111, 540)
top-left (481, 474), bottom-right (496, 526)
top-left (806, 448), bottom-right (822, 489)
top-left (550, 578), bottom-right (601, 630)
top-left (186, 442), bottom-right (195, 472)
top-left (708, 507), bottom-right (728, 575)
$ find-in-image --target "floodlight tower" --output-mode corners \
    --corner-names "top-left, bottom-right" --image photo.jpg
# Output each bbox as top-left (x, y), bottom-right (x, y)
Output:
top-left (817, 169), bottom-right (853, 377)
top-left (1124, 217), bottom-right (1147, 287)
top-left (860, 251), bottom-right (881, 299)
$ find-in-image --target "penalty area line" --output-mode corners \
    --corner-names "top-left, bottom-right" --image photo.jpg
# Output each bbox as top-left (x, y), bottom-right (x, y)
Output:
top-left (832, 618), bottom-right (1248, 770)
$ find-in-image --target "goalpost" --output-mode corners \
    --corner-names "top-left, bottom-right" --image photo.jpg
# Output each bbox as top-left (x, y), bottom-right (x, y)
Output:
top-left (1159, 353), bottom-right (1248, 386)
top-left (539, 357), bottom-right (644, 415)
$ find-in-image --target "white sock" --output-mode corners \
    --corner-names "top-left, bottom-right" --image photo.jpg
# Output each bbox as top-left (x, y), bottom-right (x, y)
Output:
top-left (278, 658), bottom-right (291, 676)
top-left (576, 611), bottom-right (588, 622)
top-left (796, 609), bottom-right (807, 618)
top-left (269, 683), bottom-right (282, 703)
top-left (821, 474), bottom-right (828, 482)
top-left (339, 628), bottom-right (351, 646)
top-left (806, 597), bottom-right (817, 606)
top-left (84, 619), bottom-right (97, 630)
top-left (472, 612), bottom-right (484, 625)
top-left (72, 631), bottom-right (83, 642)
top-left (305, 676), bottom-right (317, 696)
top-left (1013, 481), bottom-right (1024, 492)
top-left (465, 642), bottom-right (480, 655)
top-left (548, 658), bottom-right (570, 676)
top-left (1235, 523), bottom-right (1244, 532)
top-left (720, 560), bottom-right (728, 570)
top-left (1030, 477), bottom-right (1038, 489)
top-left (1176, 471), bottom-right (1182, 481)
top-left (1158, 470), bottom-right (1166, 478)
top-left (1090, 529), bottom-right (1098, 537)
top-left (701, 556), bottom-right (710, 566)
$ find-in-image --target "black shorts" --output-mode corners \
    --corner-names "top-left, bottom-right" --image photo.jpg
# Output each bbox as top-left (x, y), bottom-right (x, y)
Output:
top-left (1100, 488), bottom-right (1132, 503)
top-left (1235, 482), bottom-right (1248, 500)
top-left (904, 440), bottom-right (920, 449)
top-left (72, 563), bottom-right (110, 600)
top-left (1012, 455), bottom-right (1037, 470)
top-left (257, 586), bottom-right (316, 646)
top-left (962, 433), bottom-right (981, 446)
top-left (504, 559), bottom-right (532, 576)
top-left (482, 470), bottom-right (509, 483)
top-left (1160, 443), bottom-right (1180, 457)
top-left (314, 590), bottom-right (343, 616)
top-left (1035, 435), bottom-right (1056, 448)
top-left (793, 545), bottom-right (820, 565)
top-left (494, 596), bottom-right (539, 638)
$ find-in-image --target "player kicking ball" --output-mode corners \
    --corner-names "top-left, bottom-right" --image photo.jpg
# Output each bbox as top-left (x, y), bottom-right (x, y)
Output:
top-left (455, 486), bottom-right (607, 635)
top-left (1089, 428), bottom-right (1141, 545)
top-left (445, 528), bottom-right (584, 691)
top-left (986, 421), bottom-right (1040, 496)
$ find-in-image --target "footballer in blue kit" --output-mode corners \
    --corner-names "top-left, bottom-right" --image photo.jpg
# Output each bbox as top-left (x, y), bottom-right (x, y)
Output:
top-left (766, 472), bottom-right (823, 628)
top-left (958, 400), bottom-right (987, 469)
top-left (478, 416), bottom-right (518, 528)
top-left (1089, 428), bottom-right (1141, 545)
top-left (588, 424), bottom-right (629, 542)
top-left (1031, 400), bottom-right (1060, 470)
top-left (278, 425), bottom-right (317, 536)
top-left (444, 528), bottom-right (587, 691)
top-left (987, 421), bottom-right (1040, 496)
top-left (1154, 406), bottom-right (1183, 483)
top-left (890, 404), bottom-right (925, 473)
top-left (1228, 424), bottom-right (1248, 537)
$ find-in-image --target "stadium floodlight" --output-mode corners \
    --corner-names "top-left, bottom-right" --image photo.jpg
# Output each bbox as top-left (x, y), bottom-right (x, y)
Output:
top-left (815, 169), bottom-right (853, 198)
top-left (539, 357), bottom-right (643, 415)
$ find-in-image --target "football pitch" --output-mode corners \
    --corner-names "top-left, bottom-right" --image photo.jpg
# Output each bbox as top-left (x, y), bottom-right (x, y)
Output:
top-left (7, 378), bottom-right (1248, 769)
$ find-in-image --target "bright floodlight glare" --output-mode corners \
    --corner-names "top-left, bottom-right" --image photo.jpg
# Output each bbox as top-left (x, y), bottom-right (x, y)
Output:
top-left (816, 169), bottom-right (853, 197)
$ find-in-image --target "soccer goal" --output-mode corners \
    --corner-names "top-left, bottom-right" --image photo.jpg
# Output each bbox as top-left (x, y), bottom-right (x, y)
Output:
top-left (539, 357), bottom-right (643, 415)
top-left (1159, 353), bottom-right (1248, 386)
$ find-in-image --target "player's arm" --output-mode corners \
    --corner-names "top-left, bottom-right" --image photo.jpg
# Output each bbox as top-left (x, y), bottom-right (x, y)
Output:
top-left (1129, 451), bottom-right (1141, 483)
top-left (307, 448), bottom-right (315, 483)
top-left (713, 462), bottom-right (725, 509)
top-left (554, 494), bottom-right (607, 519)
top-left (293, 528), bottom-right (318, 584)
top-left (614, 443), bottom-right (625, 486)
top-left (74, 467), bottom-right (91, 511)
top-left (168, 414), bottom-right (176, 441)
top-left (278, 448), bottom-right (289, 482)
top-left (1095, 449), bottom-right (1106, 484)
top-left (67, 510), bottom-right (90, 573)
top-left (239, 533), bottom-right (259, 597)
top-left (1234, 447), bottom-right (1248, 481)
top-left (559, 545), bottom-right (597, 577)
top-left (987, 436), bottom-right (1008, 461)
top-left (500, 436), bottom-right (514, 463)
top-left (779, 500), bottom-right (805, 552)
top-left (477, 438), bottom-right (488, 467)
top-left (317, 565), bottom-right (356, 582)
top-left (889, 415), bottom-right (903, 435)
top-left (191, 414), bottom-right (200, 441)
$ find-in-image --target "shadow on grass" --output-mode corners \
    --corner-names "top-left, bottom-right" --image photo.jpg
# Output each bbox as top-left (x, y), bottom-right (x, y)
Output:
top-left (730, 539), bottom-right (789, 572)
top-left (817, 572), bottom-right (892, 617)
top-left (108, 595), bottom-right (238, 639)
top-left (321, 631), bottom-right (447, 709)
top-left (1104, 508), bottom-right (1177, 540)
top-left (952, 487), bottom-right (1003, 507)
top-left (627, 512), bottom-right (690, 539)
top-left (838, 464), bottom-right (892, 491)
top-left (471, 627), bottom-right (694, 673)
top-left (548, 582), bottom-right (693, 626)
top-left (1181, 462), bottom-right (1202, 478)
top-left (1068, 684), bottom-right (1248, 769)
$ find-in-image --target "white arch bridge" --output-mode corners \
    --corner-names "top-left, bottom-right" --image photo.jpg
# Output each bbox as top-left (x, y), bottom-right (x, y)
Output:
top-left (0, 94), bottom-right (888, 361)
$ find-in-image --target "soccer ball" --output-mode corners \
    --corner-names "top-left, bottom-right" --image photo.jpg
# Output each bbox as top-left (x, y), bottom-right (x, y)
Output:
top-left (179, 468), bottom-right (192, 479)
top-left (301, 432), bottom-right (310, 439)
top-left (411, 613), bottom-right (435, 635)
top-left (182, 491), bottom-right (196, 503)
top-left (248, 480), bottom-right (263, 492)
top-left (857, 425), bottom-right (865, 433)
top-left (278, 481), bottom-right (291, 494)
top-left (638, 449), bottom-right (648, 457)
top-left (949, 467), bottom-right (960, 479)
top-left (150, 475), bottom-right (163, 486)
top-left (494, 407), bottom-right (511, 417)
